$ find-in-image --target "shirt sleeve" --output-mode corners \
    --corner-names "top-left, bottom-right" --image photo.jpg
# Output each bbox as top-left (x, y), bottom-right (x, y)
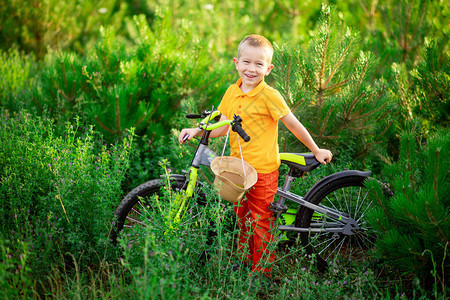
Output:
top-left (266, 89), bottom-right (291, 121)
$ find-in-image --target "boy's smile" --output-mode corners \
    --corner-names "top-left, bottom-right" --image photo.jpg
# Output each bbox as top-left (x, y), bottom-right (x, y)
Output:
top-left (233, 46), bottom-right (274, 94)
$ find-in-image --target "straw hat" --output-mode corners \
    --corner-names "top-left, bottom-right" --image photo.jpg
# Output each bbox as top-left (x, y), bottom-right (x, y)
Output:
top-left (210, 156), bottom-right (258, 203)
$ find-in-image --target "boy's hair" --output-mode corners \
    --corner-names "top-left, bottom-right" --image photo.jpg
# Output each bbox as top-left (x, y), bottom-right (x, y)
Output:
top-left (238, 35), bottom-right (274, 63)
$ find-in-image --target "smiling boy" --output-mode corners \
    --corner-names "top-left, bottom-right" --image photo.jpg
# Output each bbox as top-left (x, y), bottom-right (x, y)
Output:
top-left (179, 35), bottom-right (332, 277)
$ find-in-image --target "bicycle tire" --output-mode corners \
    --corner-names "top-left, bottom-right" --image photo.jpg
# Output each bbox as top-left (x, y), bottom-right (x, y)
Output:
top-left (296, 175), bottom-right (374, 271)
top-left (110, 176), bottom-right (209, 246)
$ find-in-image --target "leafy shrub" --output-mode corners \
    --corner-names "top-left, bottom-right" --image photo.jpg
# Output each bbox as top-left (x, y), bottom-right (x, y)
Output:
top-left (366, 128), bottom-right (449, 294)
top-left (0, 109), bottom-right (134, 279)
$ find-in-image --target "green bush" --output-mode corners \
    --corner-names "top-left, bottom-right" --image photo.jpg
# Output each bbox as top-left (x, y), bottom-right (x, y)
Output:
top-left (23, 13), bottom-right (233, 145)
top-left (390, 39), bottom-right (449, 134)
top-left (411, 39), bottom-right (449, 131)
top-left (0, 48), bottom-right (37, 110)
top-left (367, 128), bottom-right (449, 294)
top-left (0, 0), bottom-right (128, 59)
top-left (273, 5), bottom-right (395, 166)
top-left (0, 109), bottom-right (134, 279)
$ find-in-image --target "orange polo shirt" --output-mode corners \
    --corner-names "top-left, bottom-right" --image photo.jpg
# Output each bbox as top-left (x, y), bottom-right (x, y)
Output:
top-left (218, 79), bottom-right (291, 173)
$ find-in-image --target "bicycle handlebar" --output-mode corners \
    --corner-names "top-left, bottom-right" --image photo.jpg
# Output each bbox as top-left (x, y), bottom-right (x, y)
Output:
top-left (185, 110), bottom-right (251, 142)
top-left (186, 113), bottom-right (203, 119)
top-left (231, 115), bottom-right (250, 142)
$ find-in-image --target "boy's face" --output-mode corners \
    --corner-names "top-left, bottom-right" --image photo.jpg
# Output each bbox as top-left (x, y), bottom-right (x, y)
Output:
top-left (233, 46), bottom-right (274, 92)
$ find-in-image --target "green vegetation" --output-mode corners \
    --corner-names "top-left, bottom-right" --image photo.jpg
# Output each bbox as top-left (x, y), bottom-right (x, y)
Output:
top-left (273, 6), bottom-right (394, 165)
top-left (367, 128), bottom-right (449, 295)
top-left (0, 0), bottom-right (448, 298)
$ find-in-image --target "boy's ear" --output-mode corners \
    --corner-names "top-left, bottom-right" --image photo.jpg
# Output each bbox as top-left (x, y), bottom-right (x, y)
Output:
top-left (265, 64), bottom-right (274, 76)
top-left (233, 57), bottom-right (239, 69)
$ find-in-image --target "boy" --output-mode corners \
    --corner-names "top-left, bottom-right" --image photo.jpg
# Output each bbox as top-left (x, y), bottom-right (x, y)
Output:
top-left (178, 35), bottom-right (332, 277)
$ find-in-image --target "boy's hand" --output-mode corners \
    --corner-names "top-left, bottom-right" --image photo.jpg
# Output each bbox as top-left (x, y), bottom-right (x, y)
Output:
top-left (313, 149), bottom-right (333, 165)
top-left (178, 128), bottom-right (201, 144)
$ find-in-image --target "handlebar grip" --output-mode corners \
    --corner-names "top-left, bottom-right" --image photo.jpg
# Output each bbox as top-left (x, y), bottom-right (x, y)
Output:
top-left (185, 114), bottom-right (202, 119)
top-left (232, 123), bottom-right (250, 142)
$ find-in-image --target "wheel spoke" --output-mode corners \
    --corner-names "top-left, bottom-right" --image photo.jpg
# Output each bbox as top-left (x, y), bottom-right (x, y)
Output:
top-left (113, 179), bottom-right (212, 249)
top-left (298, 177), bottom-right (378, 269)
top-left (343, 186), bottom-right (351, 217)
top-left (356, 199), bottom-right (373, 223)
top-left (353, 187), bottom-right (363, 218)
top-left (354, 190), bottom-right (368, 217)
top-left (355, 231), bottom-right (375, 248)
top-left (131, 207), bottom-right (143, 216)
top-left (325, 236), bottom-right (346, 261)
top-left (326, 195), bottom-right (340, 212)
top-left (126, 216), bottom-right (146, 226)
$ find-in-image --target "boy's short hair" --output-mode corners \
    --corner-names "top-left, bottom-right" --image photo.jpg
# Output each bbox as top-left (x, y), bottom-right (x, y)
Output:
top-left (238, 35), bottom-right (274, 63)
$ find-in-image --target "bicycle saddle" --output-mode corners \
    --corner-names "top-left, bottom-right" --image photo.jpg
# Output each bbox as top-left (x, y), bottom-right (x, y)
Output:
top-left (280, 153), bottom-right (321, 173)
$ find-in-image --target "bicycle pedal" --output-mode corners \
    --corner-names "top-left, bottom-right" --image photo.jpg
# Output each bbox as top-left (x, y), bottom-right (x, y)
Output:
top-left (269, 202), bottom-right (288, 214)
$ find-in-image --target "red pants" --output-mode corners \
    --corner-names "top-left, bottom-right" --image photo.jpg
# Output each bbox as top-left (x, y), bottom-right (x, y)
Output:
top-left (234, 169), bottom-right (278, 276)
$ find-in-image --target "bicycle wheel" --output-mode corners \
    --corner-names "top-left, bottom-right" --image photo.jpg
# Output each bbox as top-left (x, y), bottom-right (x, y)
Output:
top-left (110, 176), bottom-right (209, 246)
top-left (296, 175), bottom-right (376, 271)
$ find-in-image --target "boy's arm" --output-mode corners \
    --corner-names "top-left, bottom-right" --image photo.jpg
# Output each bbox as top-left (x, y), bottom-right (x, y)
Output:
top-left (281, 112), bottom-right (332, 164)
top-left (178, 115), bottom-right (229, 144)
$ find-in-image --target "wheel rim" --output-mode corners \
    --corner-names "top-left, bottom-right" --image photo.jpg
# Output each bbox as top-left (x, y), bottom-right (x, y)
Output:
top-left (303, 184), bottom-right (375, 266)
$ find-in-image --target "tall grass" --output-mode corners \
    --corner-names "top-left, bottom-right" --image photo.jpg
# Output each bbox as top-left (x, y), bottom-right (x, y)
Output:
top-left (0, 109), bottom-right (134, 296)
top-left (0, 109), bottom-right (440, 299)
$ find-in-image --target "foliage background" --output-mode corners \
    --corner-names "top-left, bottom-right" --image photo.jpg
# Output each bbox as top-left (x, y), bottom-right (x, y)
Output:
top-left (0, 0), bottom-right (448, 298)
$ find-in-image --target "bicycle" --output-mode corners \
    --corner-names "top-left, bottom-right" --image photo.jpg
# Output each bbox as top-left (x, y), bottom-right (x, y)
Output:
top-left (111, 109), bottom-right (386, 271)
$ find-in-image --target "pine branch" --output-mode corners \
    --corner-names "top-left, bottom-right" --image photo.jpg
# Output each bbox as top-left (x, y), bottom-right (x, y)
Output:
top-left (291, 97), bottom-right (305, 114)
top-left (318, 103), bottom-right (335, 137)
top-left (133, 112), bottom-right (147, 128)
top-left (95, 115), bottom-right (119, 134)
top-left (410, 1), bottom-right (427, 49)
top-left (355, 57), bottom-right (369, 93)
top-left (433, 147), bottom-right (440, 203)
top-left (381, 6), bottom-right (402, 48)
top-left (425, 201), bottom-right (448, 243)
top-left (148, 99), bottom-right (161, 119)
top-left (401, 1), bottom-right (412, 61)
top-left (324, 36), bottom-right (354, 87)
top-left (349, 101), bottom-right (389, 122)
top-left (339, 93), bottom-right (364, 131)
top-left (359, 0), bottom-right (370, 15)
top-left (318, 32), bottom-right (330, 101)
top-left (324, 79), bottom-right (349, 94)
top-left (127, 93), bottom-right (133, 111)
top-left (375, 218), bottom-right (388, 233)
top-left (402, 185), bottom-right (413, 206)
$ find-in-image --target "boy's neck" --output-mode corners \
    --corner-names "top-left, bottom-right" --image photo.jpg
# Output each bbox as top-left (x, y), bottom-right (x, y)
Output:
top-left (239, 79), bottom-right (263, 94)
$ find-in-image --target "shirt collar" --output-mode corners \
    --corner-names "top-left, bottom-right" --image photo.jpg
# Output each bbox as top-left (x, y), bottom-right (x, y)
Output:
top-left (235, 78), bottom-right (267, 97)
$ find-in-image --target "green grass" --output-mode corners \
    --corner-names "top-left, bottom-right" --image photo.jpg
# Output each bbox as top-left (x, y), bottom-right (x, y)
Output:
top-left (0, 110), bottom-right (443, 299)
